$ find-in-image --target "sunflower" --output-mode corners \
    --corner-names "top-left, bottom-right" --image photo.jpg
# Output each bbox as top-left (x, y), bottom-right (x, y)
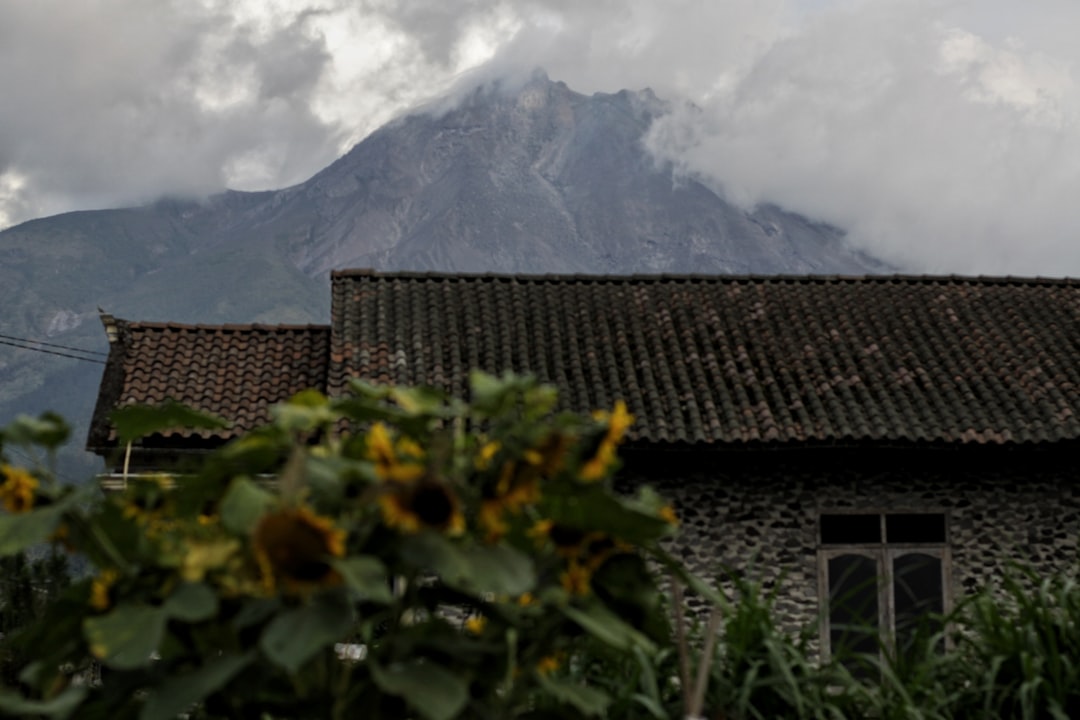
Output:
top-left (579, 401), bottom-right (634, 481)
top-left (529, 520), bottom-right (591, 559)
top-left (536, 654), bottom-right (563, 676)
top-left (560, 560), bottom-right (593, 596)
top-left (120, 476), bottom-right (171, 525)
top-left (477, 460), bottom-right (542, 541)
top-left (0, 465), bottom-right (37, 514)
top-left (89, 568), bottom-right (119, 611)
top-left (532, 431), bottom-right (571, 476)
top-left (464, 615), bottom-right (487, 635)
top-left (366, 422), bottom-right (425, 483)
top-left (474, 440), bottom-right (501, 471)
top-left (253, 507), bottom-right (346, 593)
top-left (379, 477), bottom-right (465, 535)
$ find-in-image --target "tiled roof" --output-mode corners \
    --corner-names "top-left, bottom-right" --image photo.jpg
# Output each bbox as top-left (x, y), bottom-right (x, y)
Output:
top-left (330, 270), bottom-right (1080, 446)
top-left (87, 319), bottom-right (330, 447)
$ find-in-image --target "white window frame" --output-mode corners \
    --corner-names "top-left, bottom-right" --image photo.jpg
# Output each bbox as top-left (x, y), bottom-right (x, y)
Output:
top-left (817, 512), bottom-right (952, 664)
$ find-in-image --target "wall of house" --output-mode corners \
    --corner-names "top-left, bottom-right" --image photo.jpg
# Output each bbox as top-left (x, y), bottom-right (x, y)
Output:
top-left (620, 444), bottom-right (1080, 640)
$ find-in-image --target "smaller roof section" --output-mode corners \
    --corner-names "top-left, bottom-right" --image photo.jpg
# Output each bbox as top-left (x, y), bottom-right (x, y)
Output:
top-left (87, 316), bottom-right (330, 450)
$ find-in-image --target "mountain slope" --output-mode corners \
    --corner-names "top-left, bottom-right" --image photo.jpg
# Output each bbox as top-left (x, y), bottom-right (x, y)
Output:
top-left (259, 75), bottom-right (880, 275)
top-left (0, 72), bottom-right (887, 479)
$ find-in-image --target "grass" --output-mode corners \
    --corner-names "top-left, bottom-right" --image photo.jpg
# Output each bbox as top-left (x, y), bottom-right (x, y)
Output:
top-left (567, 565), bottom-right (1080, 719)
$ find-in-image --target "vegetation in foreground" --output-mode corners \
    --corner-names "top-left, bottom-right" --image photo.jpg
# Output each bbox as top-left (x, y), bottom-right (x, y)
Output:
top-left (0, 375), bottom-right (1077, 719)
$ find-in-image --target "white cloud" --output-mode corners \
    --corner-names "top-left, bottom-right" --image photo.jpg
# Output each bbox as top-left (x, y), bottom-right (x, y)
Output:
top-left (2, 0), bottom-right (1080, 275)
top-left (641, 1), bottom-right (1080, 274)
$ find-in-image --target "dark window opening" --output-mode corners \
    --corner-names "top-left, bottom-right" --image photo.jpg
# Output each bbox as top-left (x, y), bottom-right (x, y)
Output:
top-left (828, 554), bottom-right (880, 674)
top-left (893, 553), bottom-right (945, 656)
top-left (886, 514), bottom-right (946, 544)
top-left (821, 514), bottom-right (882, 545)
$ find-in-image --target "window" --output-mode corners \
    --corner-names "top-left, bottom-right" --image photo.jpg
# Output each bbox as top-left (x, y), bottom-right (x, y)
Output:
top-left (819, 512), bottom-right (949, 668)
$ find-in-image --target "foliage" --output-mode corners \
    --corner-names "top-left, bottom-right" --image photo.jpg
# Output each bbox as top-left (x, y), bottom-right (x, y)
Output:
top-left (703, 578), bottom-right (862, 720)
top-left (944, 570), bottom-right (1080, 720)
top-left (0, 550), bottom-right (71, 687)
top-left (2, 380), bottom-right (1079, 719)
top-left (0, 372), bottom-right (679, 719)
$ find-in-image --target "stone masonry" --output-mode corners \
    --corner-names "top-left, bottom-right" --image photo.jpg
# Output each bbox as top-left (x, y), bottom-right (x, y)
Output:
top-left (621, 444), bottom-right (1080, 640)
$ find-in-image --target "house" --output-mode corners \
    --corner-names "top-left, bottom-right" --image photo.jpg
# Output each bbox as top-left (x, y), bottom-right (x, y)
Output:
top-left (87, 269), bottom-right (1080, 659)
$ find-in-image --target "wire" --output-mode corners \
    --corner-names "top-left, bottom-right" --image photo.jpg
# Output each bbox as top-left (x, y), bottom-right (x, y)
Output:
top-left (2, 445), bottom-right (81, 487)
top-left (0, 338), bottom-right (105, 364)
top-left (0, 333), bottom-right (107, 356)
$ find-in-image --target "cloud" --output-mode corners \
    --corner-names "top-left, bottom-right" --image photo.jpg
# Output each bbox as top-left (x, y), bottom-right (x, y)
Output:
top-left (0, 0), bottom-right (344, 225)
top-left (3, 0), bottom-right (1079, 276)
top-left (642, 1), bottom-right (1080, 275)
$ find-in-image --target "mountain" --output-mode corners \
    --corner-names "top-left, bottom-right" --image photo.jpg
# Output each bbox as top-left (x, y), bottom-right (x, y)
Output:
top-left (0, 72), bottom-right (887, 479)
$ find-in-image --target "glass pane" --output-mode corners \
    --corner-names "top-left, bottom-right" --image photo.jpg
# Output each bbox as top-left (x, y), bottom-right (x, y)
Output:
top-left (886, 514), bottom-right (946, 544)
top-left (821, 514), bottom-right (881, 544)
top-left (892, 553), bottom-right (944, 656)
top-left (828, 554), bottom-right (880, 671)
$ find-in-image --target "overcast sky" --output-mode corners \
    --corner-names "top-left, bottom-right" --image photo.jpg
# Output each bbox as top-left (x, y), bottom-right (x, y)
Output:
top-left (1, 0), bottom-right (1078, 275)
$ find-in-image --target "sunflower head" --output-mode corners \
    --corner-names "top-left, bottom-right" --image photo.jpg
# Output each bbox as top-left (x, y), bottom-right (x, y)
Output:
top-left (379, 477), bottom-right (465, 536)
top-left (560, 561), bottom-right (593, 596)
top-left (547, 523), bottom-right (588, 558)
top-left (367, 422), bottom-right (426, 483)
top-left (253, 507), bottom-right (346, 593)
top-left (464, 615), bottom-right (487, 635)
top-left (579, 401), bottom-right (634, 481)
top-left (89, 568), bottom-right (119, 611)
top-left (0, 465), bottom-right (38, 514)
top-left (536, 654), bottom-right (563, 676)
top-left (658, 505), bottom-right (679, 526)
top-left (532, 432), bottom-right (571, 476)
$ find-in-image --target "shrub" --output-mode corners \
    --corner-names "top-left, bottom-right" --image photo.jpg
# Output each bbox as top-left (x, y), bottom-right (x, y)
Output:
top-left (0, 373), bottom-right (682, 719)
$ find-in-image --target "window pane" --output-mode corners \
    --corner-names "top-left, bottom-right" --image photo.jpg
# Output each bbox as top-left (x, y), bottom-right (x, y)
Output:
top-left (828, 554), bottom-right (880, 669)
top-left (892, 553), bottom-right (944, 656)
top-left (886, 514), bottom-right (946, 544)
top-left (821, 514), bottom-right (881, 544)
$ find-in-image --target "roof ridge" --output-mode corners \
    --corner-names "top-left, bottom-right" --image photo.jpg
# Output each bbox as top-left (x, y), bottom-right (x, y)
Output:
top-left (330, 269), bottom-right (1080, 286)
top-left (119, 319), bottom-right (331, 332)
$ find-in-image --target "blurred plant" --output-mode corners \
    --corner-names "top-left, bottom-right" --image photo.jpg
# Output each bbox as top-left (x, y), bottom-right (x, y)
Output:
top-left (0, 373), bottom-right (680, 719)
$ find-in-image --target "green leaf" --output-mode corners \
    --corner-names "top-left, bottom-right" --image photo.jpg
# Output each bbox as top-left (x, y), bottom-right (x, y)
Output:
top-left (163, 582), bottom-right (218, 623)
top-left (536, 674), bottom-right (611, 717)
top-left (542, 484), bottom-right (670, 545)
top-left (231, 597), bottom-right (281, 631)
top-left (399, 533), bottom-right (472, 589)
top-left (332, 556), bottom-right (393, 604)
top-left (400, 534), bottom-right (536, 597)
top-left (558, 600), bottom-right (656, 654)
top-left (388, 386), bottom-right (452, 416)
top-left (139, 652), bottom-right (253, 720)
top-left (219, 476), bottom-right (274, 535)
top-left (371, 660), bottom-right (469, 720)
top-left (651, 549), bottom-right (726, 607)
top-left (468, 371), bottom-right (522, 416)
top-left (84, 603), bottom-right (167, 670)
top-left (0, 686), bottom-right (86, 719)
top-left (0, 504), bottom-right (66, 556)
top-left (111, 401), bottom-right (228, 445)
top-left (1, 412), bottom-right (70, 450)
top-left (459, 543), bottom-right (535, 596)
top-left (259, 591), bottom-right (354, 673)
top-left (271, 390), bottom-right (336, 432)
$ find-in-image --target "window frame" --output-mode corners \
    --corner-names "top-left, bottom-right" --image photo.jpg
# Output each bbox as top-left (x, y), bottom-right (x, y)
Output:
top-left (817, 510), bottom-right (952, 664)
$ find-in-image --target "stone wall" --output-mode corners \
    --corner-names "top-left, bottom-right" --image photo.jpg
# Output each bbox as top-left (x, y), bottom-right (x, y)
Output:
top-left (620, 444), bottom-right (1080, 639)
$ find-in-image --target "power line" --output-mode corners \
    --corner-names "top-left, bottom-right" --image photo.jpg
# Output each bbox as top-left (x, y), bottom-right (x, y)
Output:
top-left (0, 338), bottom-right (105, 365)
top-left (0, 333), bottom-right (107, 356)
top-left (2, 446), bottom-right (81, 487)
